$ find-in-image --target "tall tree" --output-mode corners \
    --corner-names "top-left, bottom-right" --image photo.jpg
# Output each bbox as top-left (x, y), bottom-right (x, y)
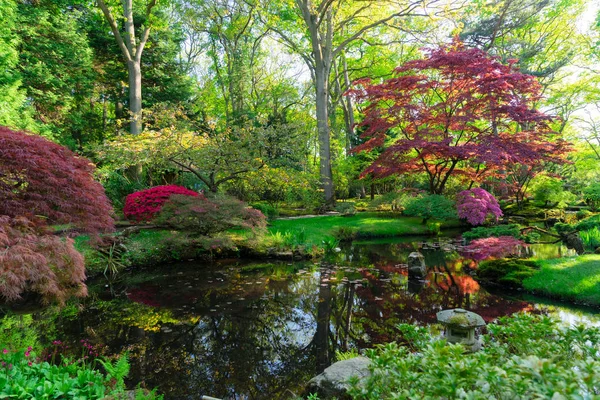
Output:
top-left (351, 42), bottom-right (570, 195)
top-left (96, 0), bottom-right (160, 135)
top-left (263, 0), bottom-right (434, 206)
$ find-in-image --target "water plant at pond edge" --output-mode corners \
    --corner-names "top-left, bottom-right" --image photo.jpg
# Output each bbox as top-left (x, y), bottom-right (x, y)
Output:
top-left (348, 313), bottom-right (600, 399)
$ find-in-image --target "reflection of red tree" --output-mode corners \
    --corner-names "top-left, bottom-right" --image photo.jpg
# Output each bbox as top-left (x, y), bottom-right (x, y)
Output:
top-left (374, 262), bottom-right (408, 276)
top-left (437, 275), bottom-right (480, 295)
top-left (127, 287), bottom-right (161, 307)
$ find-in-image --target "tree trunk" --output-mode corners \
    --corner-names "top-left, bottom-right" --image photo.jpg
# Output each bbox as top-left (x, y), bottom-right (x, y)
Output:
top-left (315, 67), bottom-right (334, 206)
top-left (128, 60), bottom-right (142, 135)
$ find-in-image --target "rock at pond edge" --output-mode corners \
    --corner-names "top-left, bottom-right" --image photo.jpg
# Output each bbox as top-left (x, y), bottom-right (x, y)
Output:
top-left (305, 356), bottom-right (371, 399)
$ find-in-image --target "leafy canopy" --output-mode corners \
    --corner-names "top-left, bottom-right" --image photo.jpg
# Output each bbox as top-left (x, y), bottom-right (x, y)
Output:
top-left (351, 40), bottom-right (570, 194)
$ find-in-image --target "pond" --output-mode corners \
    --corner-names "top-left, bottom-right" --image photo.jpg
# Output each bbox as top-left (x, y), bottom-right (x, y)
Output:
top-left (4, 236), bottom-right (597, 399)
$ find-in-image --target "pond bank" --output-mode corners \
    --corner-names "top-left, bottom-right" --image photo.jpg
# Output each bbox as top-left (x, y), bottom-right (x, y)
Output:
top-left (523, 254), bottom-right (600, 307)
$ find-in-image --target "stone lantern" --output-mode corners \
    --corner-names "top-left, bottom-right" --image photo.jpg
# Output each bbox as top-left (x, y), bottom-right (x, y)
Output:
top-left (436, 308), bottom-right (485, 352)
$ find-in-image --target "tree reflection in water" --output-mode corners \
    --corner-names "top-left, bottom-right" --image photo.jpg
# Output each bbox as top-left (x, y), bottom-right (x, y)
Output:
top-left (25, 238), bottom-right (536, 399)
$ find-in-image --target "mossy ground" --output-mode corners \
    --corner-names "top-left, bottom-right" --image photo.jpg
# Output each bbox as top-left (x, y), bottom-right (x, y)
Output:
top-left (523, 255), bottom-right (600, 306)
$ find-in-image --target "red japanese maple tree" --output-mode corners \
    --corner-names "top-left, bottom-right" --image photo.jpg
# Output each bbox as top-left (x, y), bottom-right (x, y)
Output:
top-left (0, 127), bottom-right (114, 304)
top-left (351, 40), bottom-right (569, 194)
top-left (0, 127), bottom-right (114, 233)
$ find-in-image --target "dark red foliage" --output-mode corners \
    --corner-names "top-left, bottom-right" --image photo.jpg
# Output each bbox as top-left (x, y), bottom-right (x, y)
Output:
top-left (0, 127), bottom-right (114, 233)
top-left (0, 216), bottom-right (87, 304)
top-left (123, 185), bottom-right (199, 222)
top-left (350, 40), bottom-right (570, 194)
top-left (155, 194), bottom-right (267, 235)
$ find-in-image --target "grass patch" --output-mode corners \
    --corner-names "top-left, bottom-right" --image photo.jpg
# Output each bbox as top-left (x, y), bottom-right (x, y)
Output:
top-left (523, 255), bottom-right (600, 306)
top-left (268, 212), bottom-right (459, 246)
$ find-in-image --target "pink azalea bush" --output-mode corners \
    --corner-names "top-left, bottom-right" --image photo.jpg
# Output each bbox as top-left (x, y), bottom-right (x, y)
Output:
top-left (461, 236), bottom-right (526, 261)
top-left (456, 188), bottom-right (503, 226)
top-left (123, 185), bottom-right (199, 222)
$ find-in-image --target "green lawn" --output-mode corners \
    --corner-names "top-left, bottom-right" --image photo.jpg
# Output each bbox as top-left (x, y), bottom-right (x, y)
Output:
top-left (523, 255), bottom-right (600, 306)
top-left (268, 212), bottom-right (458, 245)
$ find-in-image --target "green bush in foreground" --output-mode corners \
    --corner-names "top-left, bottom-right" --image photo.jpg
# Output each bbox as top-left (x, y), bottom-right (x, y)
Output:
top-left (0, 349), bottom-right (162, 399)
top-left (461, 224), bottom-right (522, 242)
top-left (349, 313), bottom-right (600, 399)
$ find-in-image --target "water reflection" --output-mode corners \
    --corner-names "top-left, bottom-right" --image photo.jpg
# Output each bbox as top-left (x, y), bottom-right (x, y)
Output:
top-left (7, 239), bottom-right (593, 399)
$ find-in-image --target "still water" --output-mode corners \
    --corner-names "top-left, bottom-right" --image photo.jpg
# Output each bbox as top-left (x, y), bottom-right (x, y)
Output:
top-left (11, 237), bottom-right (599, 399)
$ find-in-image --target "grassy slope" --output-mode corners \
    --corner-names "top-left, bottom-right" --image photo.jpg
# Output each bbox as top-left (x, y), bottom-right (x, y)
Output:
top-left (523, 255), bottom-right (600, 306)
top-left (268, 212), bottom-right (458, 245)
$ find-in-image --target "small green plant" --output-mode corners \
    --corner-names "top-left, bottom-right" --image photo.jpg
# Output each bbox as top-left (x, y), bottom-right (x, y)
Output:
top-left (322, 236), bottom-right (340, 252)
top-left (335, 202), bottom-right (356, 216)
top-left (576, 209), bottom-right (592, 220)
top-left (335, 349), bottom-right (360, 361)
top-left (332, 226), bottom-right (358, 241)
top-left (580, 227), bottom-right (600, 250)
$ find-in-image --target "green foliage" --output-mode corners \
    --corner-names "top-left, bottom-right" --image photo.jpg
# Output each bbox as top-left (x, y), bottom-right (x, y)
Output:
top-left (403, 195), bottom-right (457, 223)
top-left (335, 349), bottom-right (360, 361)
top-left (462, 224), bottom-right (522, 242)
top-left (530, 175), bottom-right (575, 208)
top-left (250, 203), bottom-right (280, 220)
top-left (523, 255), bottom-right (600, 306)
top-left (332, 226), bottom-right (358, 241)
top-left (477, 259), bottom-right (540, 288)
top-left (155, 194), bottom-right (267, 236)
top-left (576, 209), bottom-right (592, 220)
top-left (583, 183), bottom-right (600, 211)
top-left (349, 313), bottom-right (600, 399)
top-left (335, 202), bottom-right (356, 216)
top-left (580, 227), bottom-right (600, 250)
top-left (0, 348), bottom-right (161, 399)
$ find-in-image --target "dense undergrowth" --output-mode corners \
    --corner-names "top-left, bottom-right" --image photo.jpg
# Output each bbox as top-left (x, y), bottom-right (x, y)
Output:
top-left (347, 313), bottom-right (600, 399)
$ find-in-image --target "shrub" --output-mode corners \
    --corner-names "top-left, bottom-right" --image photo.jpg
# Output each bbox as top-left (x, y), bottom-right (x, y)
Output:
top-left (250, 203), bottom-right (279, 220)
top-left (332, 226), bottom-right (358, 241)
top-left (576, 209), bottom-right (592, 220)
top-left (403, 195), bottom-right (457, 223)
top-left (0, 348), bottom-right (162, 399)
top-left (0, 127), bottom-right (114, 234)
top-left (580, 227), bottom-right (600, 250)
top-left (335, 202), bottom-right (356, 216)
top-left (456, 188), bottom-right (502, 226)
top-left (477, 258), bottom-right (540, 288)
top-left (462, 224), bottom-right (522, 242)
top-left (155, 194), bottom-right (266, 236)
top-left (461, 236), bottom-right (526, 261)
top-left (349, 313), bottom-right (600, 399)
top-left (0, 216), bottom-right (86, 304)
top-left (583, 183), bottom-right (600, 211)
top-left (123, 185), bottom-right (199, 222)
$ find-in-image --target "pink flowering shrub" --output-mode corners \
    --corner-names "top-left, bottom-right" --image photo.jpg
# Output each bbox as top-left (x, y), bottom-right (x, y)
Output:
top-left (123, 185), bottom-right (199, 222)
top-left (461, 236), bottom-right (526, 261)
top-left (155, 194), bottom-right (267, 235)
top-left (456, 188), bottom-right (503, 226)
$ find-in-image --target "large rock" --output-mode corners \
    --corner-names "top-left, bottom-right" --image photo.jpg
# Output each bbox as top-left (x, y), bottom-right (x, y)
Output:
top-left (305, 356), bottom-right (371, 399)
top-left (408, 251), bottom-right (426, 279)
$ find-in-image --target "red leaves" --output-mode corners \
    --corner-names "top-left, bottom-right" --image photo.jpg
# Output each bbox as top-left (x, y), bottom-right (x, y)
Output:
top-left (123, 185), bottom-right (200, 222)
top-left (0, 127), bottom-right (114, 234)
top-left (349, 40), bottom-right (569, 194)
top-left (0, 216), bottom-right (86, 304)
